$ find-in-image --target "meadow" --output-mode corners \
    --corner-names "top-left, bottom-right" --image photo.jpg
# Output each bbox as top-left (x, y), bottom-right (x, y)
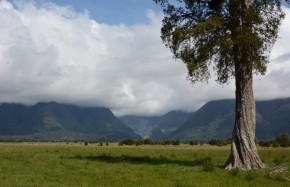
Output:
top-left (0, 142), bottom-right (289, 187)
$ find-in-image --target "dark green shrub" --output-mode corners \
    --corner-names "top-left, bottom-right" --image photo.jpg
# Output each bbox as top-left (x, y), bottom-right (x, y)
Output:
top-left (172, 139), bottom-right (180, 146)
top-left (135, 140), bottom-right (143, 146)
top-left (272, 142), bottom-right (279, 148)
top-left (259, 141), bottom-right (271, 147)
top-left (209, 139), bottom-right (217, 146)
top-left (119, 139), bottom-right (144, 146)
top-left (209, 139), bottom-right (228, 146)
top-left (125, 139), bottom-right (135, 145)
top-left (161, 140), bottom-right (171, 145)
top-left (144, 139), bottom-right (154, 145)
top-left (275, 133), bottom-right (290, 147)
top-left (189, 140), bottom-right (198, 146)
top-left (119, 139), bottom-right (136, 145)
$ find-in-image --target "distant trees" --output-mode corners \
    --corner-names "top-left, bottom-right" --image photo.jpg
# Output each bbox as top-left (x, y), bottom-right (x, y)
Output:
top-left (118, 138), bottom-right (227, 146)
top-left (275, 133), bottom-right (290, 147)
top-left (189, 140), bottom-right (198, 146)
top-left (259, 133), bottom-right (290, 147)
top-left (209, 139), bottom-right (230, 146)
top-left (119, 139), bottom-right (140, 146)
top-left (118, 139), bottom-right (181, 146)
top-left (118, 133), bottom-right (290, 147)
top-left (258, 141), bottom-right (271, 147)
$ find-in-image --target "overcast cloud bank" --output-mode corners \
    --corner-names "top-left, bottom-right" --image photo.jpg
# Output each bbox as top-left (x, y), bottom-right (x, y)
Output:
top-left (0, 1), bottom-right (289, 116)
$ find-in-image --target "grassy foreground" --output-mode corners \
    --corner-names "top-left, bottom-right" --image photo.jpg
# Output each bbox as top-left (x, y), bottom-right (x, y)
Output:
top-left (0, 142), bottom-right (289, 187)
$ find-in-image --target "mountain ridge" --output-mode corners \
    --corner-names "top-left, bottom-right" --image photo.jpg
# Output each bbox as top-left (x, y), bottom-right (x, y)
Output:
top-left (167, 98), bottom-right (290, 140)
top-left (0, 102), bottom-right (140, 140)
top-left (1, 98), bottom-right (289, 141)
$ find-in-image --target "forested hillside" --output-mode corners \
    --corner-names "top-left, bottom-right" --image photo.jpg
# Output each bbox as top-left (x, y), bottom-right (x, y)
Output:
top-left (0, 102), bottom-right (140, 141)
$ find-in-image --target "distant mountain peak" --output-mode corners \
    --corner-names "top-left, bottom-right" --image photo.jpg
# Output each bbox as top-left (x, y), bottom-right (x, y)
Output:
top-left (0, 102), bottom-right (140, 140)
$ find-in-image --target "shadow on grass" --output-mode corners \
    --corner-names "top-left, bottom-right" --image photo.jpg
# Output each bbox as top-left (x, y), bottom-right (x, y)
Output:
top-left (69, 154), bottom-right (210, 167)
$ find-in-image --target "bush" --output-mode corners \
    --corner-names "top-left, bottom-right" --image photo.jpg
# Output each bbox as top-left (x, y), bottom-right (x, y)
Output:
top-left (120, 139), bottom-right (135, 145)
top-left (118, 139), bottom-right (143, 146)
top-left (272, 142), bottom-right (279, 148)
top-left (209, 139), bottom-right (228, 146)
top-left (259, 141), bottom-right (271, 147)
top-left (189, 140), bottom-right (198, 146)
top-left (135, 140), bottom-right (143, 146)
top-left (161, 140), bottom-right (171, 145)
top-left (172, 139), bottom-right (180, 146)
top-left (143, 139), bottom-right (154, 145)
top-left (275, 133), bottom-right (290, 147)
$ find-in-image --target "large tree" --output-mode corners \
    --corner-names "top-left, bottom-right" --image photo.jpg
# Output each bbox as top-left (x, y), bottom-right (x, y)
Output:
top-left (154, 0), bottom-right (288, 169)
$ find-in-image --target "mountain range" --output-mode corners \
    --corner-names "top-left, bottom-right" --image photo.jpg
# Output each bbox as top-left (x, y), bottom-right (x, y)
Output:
top-left (121, 98), bottom-right (290, 141)
top-left (119, 111), bottom-right (192, 139)
top-left (0, 102), bottom-right (140, 141)
top-left (0, 98), bottom-right (289, 141)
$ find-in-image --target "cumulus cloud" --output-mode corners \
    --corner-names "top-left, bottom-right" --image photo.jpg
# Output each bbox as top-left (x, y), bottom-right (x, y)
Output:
top-left (254, 7), bottom-right (290, 100)
top-left (0, 1), bottom-right (289, 116)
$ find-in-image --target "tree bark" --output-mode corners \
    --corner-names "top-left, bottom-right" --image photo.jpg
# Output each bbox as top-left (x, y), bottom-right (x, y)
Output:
top-left (224, 0), bottom-right (266, 170)
top-left (225, 64), bottom-right (266, 170)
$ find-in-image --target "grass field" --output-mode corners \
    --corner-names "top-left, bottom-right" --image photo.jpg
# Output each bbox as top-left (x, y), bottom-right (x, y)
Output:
top-left (0, 142), bottom-right (289, 187)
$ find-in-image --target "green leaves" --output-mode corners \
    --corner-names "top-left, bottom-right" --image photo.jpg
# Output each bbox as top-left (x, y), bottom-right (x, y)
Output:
top-left (155, 0), bottom-right (285, 84)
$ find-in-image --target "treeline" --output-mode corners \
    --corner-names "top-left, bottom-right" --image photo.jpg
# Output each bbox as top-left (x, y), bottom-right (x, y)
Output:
top-left (258, 133), bottom-right (290, 147)
top-left (119, 139), bottom-right (181, 146)
top-left (0, 133), bottom-right (289, 147)
top-left (118, 133), bottom-right (290, 147)
top-left (118, 139), bottom-right (230, 146)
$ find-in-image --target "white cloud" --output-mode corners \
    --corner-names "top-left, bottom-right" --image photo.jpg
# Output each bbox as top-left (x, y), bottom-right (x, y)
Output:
top-left (0, 1), bottom-right (289, 116)
top-left (254, 7), bottom-right (290, 100)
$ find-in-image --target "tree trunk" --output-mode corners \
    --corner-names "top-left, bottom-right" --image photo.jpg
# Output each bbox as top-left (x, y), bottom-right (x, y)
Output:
top-left (225, 64), bottom-right (266, 170)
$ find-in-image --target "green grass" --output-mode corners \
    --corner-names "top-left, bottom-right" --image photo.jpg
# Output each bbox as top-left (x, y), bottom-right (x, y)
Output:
top-left (0, 143), bottom-right (289, 187)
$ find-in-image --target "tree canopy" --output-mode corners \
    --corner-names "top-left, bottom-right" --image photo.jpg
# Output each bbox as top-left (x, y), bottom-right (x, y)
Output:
top-left (154, 0), bottom-right (286, 84)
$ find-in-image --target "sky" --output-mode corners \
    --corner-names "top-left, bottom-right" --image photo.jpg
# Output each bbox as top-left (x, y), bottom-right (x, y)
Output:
top-left (0, 0), bottom-right (290, 116)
